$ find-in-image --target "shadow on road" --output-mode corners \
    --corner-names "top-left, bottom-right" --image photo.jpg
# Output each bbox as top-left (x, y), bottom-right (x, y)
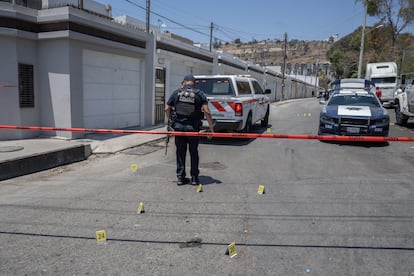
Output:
top-left (199, 175), bottom-right (222, 185)
top-left (319, 140), bottom-right (389, 148)
top-left (200, 124), bottom-right (271, 146)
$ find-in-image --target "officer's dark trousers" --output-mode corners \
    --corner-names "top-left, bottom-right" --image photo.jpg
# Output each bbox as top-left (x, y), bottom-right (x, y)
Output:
top-left (175, 133), bottom-right (199, 179)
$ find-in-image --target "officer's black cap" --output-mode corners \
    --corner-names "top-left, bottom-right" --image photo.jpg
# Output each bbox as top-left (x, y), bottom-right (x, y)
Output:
top-left (183, 74), bottom-right (196, 82)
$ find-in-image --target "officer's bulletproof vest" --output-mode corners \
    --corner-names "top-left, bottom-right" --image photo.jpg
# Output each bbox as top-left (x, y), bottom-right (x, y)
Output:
top-left (174, 87), bottom-right (199, 118)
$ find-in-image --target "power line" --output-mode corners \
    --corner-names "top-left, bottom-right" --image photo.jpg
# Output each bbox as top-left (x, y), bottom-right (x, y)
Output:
top-left (215, 23), bottom-right (281, 41)
top-left (120, 0), bottom-right (276, 44)
top-left (123, 0), bottom-right (211, 38)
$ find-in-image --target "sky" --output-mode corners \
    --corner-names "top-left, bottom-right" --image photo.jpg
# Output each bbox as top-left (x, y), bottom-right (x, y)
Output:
top-left (95, 0), bottom-right (414, 43)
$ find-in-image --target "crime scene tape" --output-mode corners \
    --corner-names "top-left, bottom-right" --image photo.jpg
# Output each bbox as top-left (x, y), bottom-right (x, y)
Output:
top-left (0, 125), bottom-right (414, 142)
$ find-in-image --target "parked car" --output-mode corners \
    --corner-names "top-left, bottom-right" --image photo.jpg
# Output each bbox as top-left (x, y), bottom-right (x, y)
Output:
top-left (318, 89), bottom-right (389, 136)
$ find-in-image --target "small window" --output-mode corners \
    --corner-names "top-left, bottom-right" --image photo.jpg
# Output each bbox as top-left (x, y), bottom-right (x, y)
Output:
top-left (18, 63), bottom-right (34, 108)
top-left (236, 81), bottom-right (252, 95)
top-left (194, 78), bottom-right (234, 96)
top-left (252, 80), bottom-right (264, 94)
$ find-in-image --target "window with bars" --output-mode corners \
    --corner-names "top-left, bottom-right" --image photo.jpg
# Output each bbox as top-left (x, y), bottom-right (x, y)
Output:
top-left (18, 63), bottom-right (34, 108)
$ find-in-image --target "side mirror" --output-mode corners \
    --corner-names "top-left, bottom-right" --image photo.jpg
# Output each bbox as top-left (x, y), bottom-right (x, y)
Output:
top-left (395, 88), bottom-right (403, 95)
top-left (264, 89), bottom-right (271, 94)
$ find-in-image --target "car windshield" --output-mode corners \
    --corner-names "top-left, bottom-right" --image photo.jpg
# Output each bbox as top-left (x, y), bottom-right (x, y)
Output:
top-left (371, 77), bottom-right (396, 84)
top-left (194, 78), bottom-right (235, 96)
top-left (328, 94), bottom-right (380, 107)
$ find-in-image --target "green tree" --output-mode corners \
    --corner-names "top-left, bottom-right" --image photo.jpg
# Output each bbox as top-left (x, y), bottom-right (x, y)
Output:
top-left (327, 0), bottom-right (414, 78)
top-left (317, 70), bottom-right (330, 90)
top-left (327, 32), bottom-right (360, 78)
top-left (357, 0), bottom-right (414, 48)
top-left (396, 34), bottom-right (414, 75)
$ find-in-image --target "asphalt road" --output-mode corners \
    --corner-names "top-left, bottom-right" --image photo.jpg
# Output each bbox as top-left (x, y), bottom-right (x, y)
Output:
top-left (0, 98), bottom-right (413, 275)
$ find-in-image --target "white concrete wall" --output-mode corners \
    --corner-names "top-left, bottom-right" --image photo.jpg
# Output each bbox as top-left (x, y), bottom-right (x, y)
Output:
top-left (0, 36), bottom-right (41, 139)
top-left (0, 37), bottom-right (22, 139)
top-left (37, 39), bottom-right (72, 138)
top-left (158, 50), bottom-right (213, 101)
top-left (17, 37), bottom-right (41, 135)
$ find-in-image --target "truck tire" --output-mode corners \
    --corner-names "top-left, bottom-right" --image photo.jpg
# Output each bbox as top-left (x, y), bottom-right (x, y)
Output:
top-left (261, 106), bottom-right (269, 127)
top-left (395, 102), bottom-right (409, 126)
top-left (243, 113), bottom-right (253, 133)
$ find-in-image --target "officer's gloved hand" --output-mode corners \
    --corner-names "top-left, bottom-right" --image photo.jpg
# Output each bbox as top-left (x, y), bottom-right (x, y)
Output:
top-left (167, 119), bottom-right (174, 131)
top-left (206, 129), bottom-right (213, 140)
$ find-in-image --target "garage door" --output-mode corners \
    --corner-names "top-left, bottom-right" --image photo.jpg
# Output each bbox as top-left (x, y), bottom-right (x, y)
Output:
top-left (83, 49), bottom-right (141, 129)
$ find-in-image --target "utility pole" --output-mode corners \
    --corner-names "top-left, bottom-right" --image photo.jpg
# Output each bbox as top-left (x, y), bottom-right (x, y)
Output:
top-left (314, 47), bottom-right (320, 97)
top-left (146, 0), bottom-right (150, 33)
top-left (357, 1), bottom-right (367, 78)
top-left (281, 32), bottom-right (288, 100)
top-left (209, 22), bottom-right (214, 52)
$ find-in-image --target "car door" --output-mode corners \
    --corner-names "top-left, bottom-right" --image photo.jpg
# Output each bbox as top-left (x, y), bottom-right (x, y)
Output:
top-left (251, 80), bottom-right (267, 120)
top-left (408, 86), bottom-right (414, 112)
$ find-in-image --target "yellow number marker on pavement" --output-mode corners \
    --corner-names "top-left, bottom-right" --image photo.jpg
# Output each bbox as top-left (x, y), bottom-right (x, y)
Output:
top-left (96, 230), bottom-right (107, 243)
top-left (257, 185), bottom-right (265, 194)
top-left (131, 164), bottom-right (138, 172)
top-left (137, 202), bottom-right (145, 214)
top-left (226, 242), bottom-right (237, 258)
top-left (197, 184), bottom-right (203, 193)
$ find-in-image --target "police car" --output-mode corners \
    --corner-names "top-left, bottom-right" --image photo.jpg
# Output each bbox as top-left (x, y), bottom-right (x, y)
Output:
top-left (318, 89), bottom-right (389, 136)
top-left (193, 75), bottom-right (271, 132)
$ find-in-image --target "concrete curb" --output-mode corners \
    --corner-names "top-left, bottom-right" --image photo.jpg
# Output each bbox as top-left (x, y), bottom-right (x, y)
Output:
top-left (89, 133), bottom-right (166, 154)
top-left (0, 144), bottom-right (91, 181)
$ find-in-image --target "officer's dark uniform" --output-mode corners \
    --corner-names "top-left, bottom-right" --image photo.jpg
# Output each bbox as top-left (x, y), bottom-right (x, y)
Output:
top-left (166, 76), bottom-right (208, 185)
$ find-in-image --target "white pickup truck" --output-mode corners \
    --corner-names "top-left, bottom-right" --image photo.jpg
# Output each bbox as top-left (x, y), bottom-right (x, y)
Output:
top-left (394, 84), bottom-right (414, 125)
top-left (193, 75), bottom-right (271, 132)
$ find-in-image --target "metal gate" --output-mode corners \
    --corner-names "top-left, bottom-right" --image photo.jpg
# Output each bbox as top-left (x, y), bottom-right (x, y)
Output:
top-left (155, 68), bottom-right (166, 124)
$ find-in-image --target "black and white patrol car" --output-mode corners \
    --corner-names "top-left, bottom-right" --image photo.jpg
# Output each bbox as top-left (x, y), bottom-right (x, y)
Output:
top-left (318, 89), bottom-right (389, 136)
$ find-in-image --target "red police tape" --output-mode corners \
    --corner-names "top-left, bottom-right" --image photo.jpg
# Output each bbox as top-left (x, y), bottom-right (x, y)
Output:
top-left (1, 124), bottom-right (414, 142)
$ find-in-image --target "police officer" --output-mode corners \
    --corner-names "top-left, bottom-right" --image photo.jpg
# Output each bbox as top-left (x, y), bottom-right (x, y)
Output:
top-left (165, 74), bottom-right (214, 186)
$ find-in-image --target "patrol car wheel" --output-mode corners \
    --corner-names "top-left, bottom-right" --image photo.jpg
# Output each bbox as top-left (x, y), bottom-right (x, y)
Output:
top-left (395, 102), bottom-right (408, 126)
top-left (261, 107), bottom-right (269, 127)
top-left (243, 113), bottom-right (253, 133)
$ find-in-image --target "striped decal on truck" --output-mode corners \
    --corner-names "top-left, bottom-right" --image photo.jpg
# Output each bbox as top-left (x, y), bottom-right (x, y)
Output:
top-left (209, 99), bottom-right (258, 113)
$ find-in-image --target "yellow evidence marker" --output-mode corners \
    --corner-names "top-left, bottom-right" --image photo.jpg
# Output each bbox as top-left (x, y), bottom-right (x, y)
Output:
top-left (257, 185), bottom-right (265, 194)
top-left (131, 164), bottom-right (138, 172)
top-left (96, 230), bottom-right (107, 243)
top-left (226, 242), bottom-right (237, 258)
top-left (137, 201), bottom-right (145, 214)
top-left (197, 183), bottom-right (203, 193)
